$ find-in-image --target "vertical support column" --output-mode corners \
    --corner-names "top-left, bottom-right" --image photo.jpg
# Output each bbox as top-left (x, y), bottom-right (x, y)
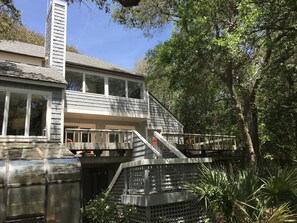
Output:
top-left (123, 168), bottom-right (128, 195)
top-left (144, 169), bottom-right (150, 196)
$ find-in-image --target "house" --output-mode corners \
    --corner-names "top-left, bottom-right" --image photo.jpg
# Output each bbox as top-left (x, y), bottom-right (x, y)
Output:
top-left (0, 1), bottom-right (236, 222)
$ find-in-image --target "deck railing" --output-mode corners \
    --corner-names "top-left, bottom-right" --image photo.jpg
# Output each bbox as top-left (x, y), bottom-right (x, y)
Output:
top-left (161, 133), bottom-right (237, 153)
top-left (108, 158), bottom-right (212, 222)
top-left (65, 128), bottom-right (134, 156)
top-left (108, 158), bottom-right (211, 197)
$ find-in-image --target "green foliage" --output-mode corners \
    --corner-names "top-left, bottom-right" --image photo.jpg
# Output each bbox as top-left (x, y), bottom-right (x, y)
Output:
top-left (126, 0), bottom-right (297, 165)
top-left (187, 165), bottom-right (297, 223)
top-left (0, 0), bottom-right (20, 35)
top-left (65, 0), bottom-right (111, 13)
top-left (261, 167), bottom-right (297, 207)
top-left (112, 0), bottom-right (178, 36)
top-left (84, 191), bottom-right (137, 223)
top-left (84, 192), bottom-right (116, 223)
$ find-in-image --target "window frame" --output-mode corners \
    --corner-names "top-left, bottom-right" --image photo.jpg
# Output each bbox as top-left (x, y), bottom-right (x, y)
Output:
top-left (65, 68), bottom-right (146, 100)
top-left (0, 87), bottom-right (52, 140)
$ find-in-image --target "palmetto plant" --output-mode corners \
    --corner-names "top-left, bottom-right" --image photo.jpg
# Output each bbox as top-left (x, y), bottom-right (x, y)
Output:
top-left (260, 167), bottom-right (297, 207)
top-left (187, 165), bottom-right (297, 223)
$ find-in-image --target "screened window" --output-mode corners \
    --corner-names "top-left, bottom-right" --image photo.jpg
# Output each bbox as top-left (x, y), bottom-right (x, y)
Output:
top-left (66, 71), bottom-right (83, 91)
top-left (109, 78), bottom-right (126, 97)
top-left (7, 92), bottom-right (27, 135)
top-left (30, 95), bottom-right (47, 136)
top-left (128, 81), bottom-right (143, 99)
top-left (0, 91), bottom-right (5, 135)
top-left (85, 74), bottom-right (104, 94)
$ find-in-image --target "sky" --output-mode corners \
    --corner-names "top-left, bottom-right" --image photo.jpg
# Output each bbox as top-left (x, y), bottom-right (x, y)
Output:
top-left (14, 0), bottom-right (172, 71)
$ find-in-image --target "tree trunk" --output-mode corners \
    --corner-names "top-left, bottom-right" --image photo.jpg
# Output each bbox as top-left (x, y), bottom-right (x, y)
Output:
top-left (222, 61), bottom-right (257, 166)
top-left (240, 87), bottom-right (261, 163)
top-left (294, 114), bottom-right (297, 151)
top-left (249, 105), bottom-right (261, 161)
top-left (229, 85), bottom-right (257, 165)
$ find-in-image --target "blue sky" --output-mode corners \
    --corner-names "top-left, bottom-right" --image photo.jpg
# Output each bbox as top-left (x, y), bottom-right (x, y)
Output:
top-left (14, 0), bottom-right (171, 71)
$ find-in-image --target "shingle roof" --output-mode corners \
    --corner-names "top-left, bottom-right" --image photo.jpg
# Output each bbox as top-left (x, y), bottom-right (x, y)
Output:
top-left (0, 40), bottom-right (43, 58)
top-left (0, 60), bottom-right (67, 85)
top-left (0, 40), bottom-right (139, 76)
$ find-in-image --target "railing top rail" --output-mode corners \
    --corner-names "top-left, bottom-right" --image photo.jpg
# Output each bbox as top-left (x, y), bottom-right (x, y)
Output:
top-left (65, 128), bottom-right (134, 133)
top-left (162, 132), bottom-right (236, 138)
top-left (107, 157), bottom-right (212, 193)
top-left (132, 130), bottom-right (162, 158)
top-left (154, 132), bottom-right (186, 158)
top-left (121, 157), bottom-right (212, 169)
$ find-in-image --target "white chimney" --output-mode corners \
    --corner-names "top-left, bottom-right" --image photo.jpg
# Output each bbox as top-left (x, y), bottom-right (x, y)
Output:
top-left (45, 0), bottom-right (67, 77)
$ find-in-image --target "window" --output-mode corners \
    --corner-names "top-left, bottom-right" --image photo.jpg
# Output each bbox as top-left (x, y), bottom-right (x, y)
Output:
top-left (30, 95), bottom-right (47, 136)
top-left (109, 78), bottom-right (126, 97)
top-left (66, 71), bottom-right (83, 91)
top-left (128, 81), bottom-right (144, 99)
top-left (65, 69), bottom-right (146, 100)
top-left (7, 93), bottom-right (27, 135)
top-left (0, 89), bottom-right (50, 138)
top-left (85, 74), bottom-right (104, 94)
top-left (0, 91), bottom-right (5, 135)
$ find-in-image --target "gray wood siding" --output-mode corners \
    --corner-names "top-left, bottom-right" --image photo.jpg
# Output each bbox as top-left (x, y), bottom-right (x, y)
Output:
top-left (0, 81), bottom-right (63, 142)
top-left (148, 95), bottom-right (183, 133)
top-left (50, 89), bottom-right (63, 141)
top-left (65, 91), bottom-right (149, 118)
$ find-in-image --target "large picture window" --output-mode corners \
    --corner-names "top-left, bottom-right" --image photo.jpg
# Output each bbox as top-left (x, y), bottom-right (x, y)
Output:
top-left (30, 95), bottom-right (47, 136)
top-left (109, 78), bottom-right (126, 97)
top-left (66, 71), bottom-right (83, 91)
top-left (7, 93), bottom-right (27, 135)
top-left (0, 89), bottom-right (50, 138)
top-left (85, 74), bottom-right (104, 94)
top-left (128, 81), bottom-right (144, 99)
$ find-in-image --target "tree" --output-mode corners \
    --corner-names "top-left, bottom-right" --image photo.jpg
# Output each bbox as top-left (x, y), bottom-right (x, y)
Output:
top-left (110, 0), bottom-right (297, 166)
top-left (0, 0), bottom-right (20, 35)
top-left (0, 0), bottom-right (78, 52)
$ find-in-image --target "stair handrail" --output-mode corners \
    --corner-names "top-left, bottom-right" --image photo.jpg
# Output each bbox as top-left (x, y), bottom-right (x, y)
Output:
top-left (154, 132), bottom-right (187, 158)
top-left (132, 130), bottom-right (162, 158)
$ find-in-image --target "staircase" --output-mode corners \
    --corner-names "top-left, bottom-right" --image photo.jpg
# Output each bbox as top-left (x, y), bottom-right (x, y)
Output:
top-left (65, 128), bottom-right (236, 222)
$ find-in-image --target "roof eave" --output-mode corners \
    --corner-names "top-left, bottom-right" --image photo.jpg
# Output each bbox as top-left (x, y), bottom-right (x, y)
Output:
top-left (66, 62), bottom-right (145, 80)
top-left (0, 76), bottom-right (67, 89)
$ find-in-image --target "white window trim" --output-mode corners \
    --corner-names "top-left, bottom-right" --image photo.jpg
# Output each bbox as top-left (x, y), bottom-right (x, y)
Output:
top-left (25, 92), bottom-right (32, 136)
top-left (82, 73), bottom-right (86, 93)
top-left (104, 76), bottom-right (109, 96)
top-left (0, 87), bottom-right (52, 140)
top-left (2, 91), bottom-right (10, 135)
top-left (66, 68), bottom-right (146, 100)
